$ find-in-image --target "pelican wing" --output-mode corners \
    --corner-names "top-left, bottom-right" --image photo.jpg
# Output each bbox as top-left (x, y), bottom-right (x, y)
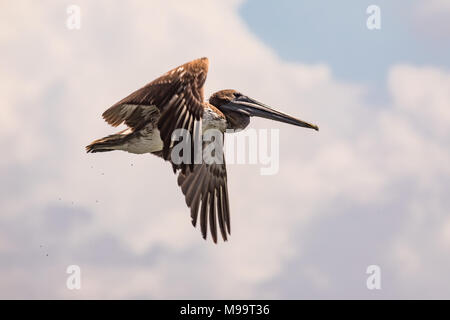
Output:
top-left (176, 147), bottom-right (231, 243)
top-left (102, 57), bottom-right (209, 159)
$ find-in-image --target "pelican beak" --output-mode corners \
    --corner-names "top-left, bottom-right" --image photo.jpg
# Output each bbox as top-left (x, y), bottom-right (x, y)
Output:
top-left (222, 95), bottom-right (319, 131)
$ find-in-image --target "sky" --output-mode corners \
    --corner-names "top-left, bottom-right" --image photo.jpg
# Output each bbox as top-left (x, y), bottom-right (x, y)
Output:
top-left (0, 0), bottom-right (449, 299)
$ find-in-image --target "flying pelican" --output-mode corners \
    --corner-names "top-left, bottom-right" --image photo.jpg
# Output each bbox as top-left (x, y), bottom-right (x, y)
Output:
top-left (86, 57), bottom-right (318, 243)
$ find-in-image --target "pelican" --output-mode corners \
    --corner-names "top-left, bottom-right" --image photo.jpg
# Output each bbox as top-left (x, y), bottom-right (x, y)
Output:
top-left (86, 57), bottom-right (318, 243)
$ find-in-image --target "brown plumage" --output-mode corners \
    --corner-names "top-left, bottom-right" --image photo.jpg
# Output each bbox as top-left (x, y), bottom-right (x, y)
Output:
top-left (86, 57), bottom-right (318, 243)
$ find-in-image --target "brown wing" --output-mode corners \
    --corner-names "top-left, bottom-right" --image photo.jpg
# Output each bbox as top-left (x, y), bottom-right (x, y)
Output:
top-left (176, 149), bottom-right (231, 243)
top-left (102, 57), bottom-right (209, 159)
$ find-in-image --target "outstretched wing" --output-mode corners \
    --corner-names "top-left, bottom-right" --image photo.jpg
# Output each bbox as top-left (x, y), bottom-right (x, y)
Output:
top-left (176, 139), bottom-right (231, 243)
top-left (102, 57), bottom-right (209, 159)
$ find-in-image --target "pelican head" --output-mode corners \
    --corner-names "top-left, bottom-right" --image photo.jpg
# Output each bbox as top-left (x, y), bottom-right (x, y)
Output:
top-left (209, 89), bottom-right (319, 131)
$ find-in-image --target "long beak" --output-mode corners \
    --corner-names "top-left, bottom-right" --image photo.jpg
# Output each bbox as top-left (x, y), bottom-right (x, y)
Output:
top-left (223, 96), bottom-right (319, 131)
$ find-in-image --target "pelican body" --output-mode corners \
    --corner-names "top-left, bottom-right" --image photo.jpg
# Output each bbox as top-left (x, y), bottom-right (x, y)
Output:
top-left (86, 57), bottom-right (318, 243)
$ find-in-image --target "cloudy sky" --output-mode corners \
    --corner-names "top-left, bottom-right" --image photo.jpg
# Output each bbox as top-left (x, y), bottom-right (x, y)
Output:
top-left (1, 0), bottom-right (449, 299)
